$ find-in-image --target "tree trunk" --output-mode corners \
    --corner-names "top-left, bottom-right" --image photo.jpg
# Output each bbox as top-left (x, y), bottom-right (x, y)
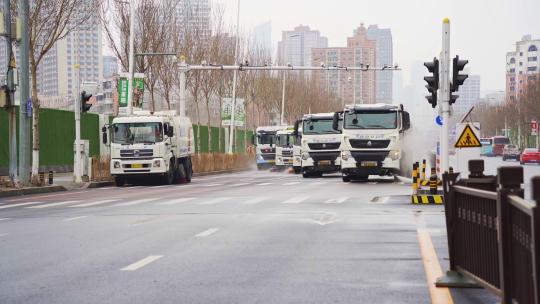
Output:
top-left (195, 96), bottom-right (201, 153)
top-left (218, 96), bottom-right (222, 153)
top-left (206, 100), bottom-right (212, 153)
top-left (30, 63), bottom-right (40, 184)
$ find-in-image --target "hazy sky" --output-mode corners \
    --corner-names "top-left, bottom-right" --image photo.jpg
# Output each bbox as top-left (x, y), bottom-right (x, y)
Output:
top-left (221, 0), bottom-right (540, 92)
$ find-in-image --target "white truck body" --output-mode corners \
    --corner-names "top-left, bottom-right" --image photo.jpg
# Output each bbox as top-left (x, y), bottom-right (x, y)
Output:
top-left (292, 124), bottom-right (303, 174)
top-left (275, 128), bottom-right (294, 168)
top-left (107, 110), bottom-right (194, 185)
top-left (298, 113), bottom-right (343, 177)
top-left (338, 104), bottom-right (410, 182)
top-left (255, 125), bottom-right (286, 169)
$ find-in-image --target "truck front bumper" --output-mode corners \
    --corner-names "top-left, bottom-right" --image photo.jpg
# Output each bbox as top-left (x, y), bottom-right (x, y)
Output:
top-left (341, 150), bottom-right (399, 176)
top-left (302, 151), bottom-right (341, 173)
top-left (111, 158), bottom-right (167, 176)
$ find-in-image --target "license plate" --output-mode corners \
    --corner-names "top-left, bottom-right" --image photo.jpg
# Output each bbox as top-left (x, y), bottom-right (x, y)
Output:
top-left (319, 160), bottom-right (332, 166)
top-left (131, 164), bottom-right (143, 168)
top-left (361, 161), bottom-right (378, 167)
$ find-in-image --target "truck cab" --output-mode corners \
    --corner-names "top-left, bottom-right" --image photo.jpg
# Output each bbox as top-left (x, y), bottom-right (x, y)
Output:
top-left (107, 111), bottom-right (193, 186)
top-left (297, 113), bottom-right (343, 178)
top-left (275, 128), bottom-right (294, 169)
top-left (255, 126), bottom-right (284, 170)
top-left (336, 104), bottom-right (410, 182)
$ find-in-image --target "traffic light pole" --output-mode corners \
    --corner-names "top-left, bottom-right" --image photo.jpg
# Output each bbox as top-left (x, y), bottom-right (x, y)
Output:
top-left (4, 0), bottom-right (18, 184)
top-left (439, 19), bottom-right (451, 173)
top-left (74, 65), bottom-right (82, 183)
top-left (18, 0), bottom-right (31, 185)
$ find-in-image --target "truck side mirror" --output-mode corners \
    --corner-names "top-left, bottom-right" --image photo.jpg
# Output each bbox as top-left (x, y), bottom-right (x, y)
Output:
top-left (332, 112), bottom-right (339, 130)
top-left (101, 126), bottom-right (108, 145)
top-left (167, 127), bottom-right (174, 137)
top-left (402, 111), bottom-right (411, 130)
top-left (293, 120), bottom-right (300, 137)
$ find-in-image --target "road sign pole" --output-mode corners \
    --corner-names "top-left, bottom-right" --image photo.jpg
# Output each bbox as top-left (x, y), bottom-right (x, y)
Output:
top-left (439, 19), bottom-right (451, 173)
top-left (74, 65), bottom-right (82, 183)
top-left (126, 0), bottom-right (136, 116)
top-left (18, 0), bottom-right (31, 185)
top-left (4, 0), bottom-right (18, 183)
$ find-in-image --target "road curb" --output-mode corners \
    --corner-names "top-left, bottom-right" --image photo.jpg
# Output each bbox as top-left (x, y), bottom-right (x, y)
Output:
top-left (193, 168), bottom-right (251, 177)
top-left (0, 185), bottom-right (67, 198)
top-left (85, 181), bottom-right (115, 189)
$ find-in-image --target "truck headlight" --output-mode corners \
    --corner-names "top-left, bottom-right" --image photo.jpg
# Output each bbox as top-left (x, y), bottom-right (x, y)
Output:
top-left (342, 151), bottom-right (351, 161)
top-left (257, 154), bottom-right (263, 160)
top-left (301, 152), bottom-right (309, 160)
top-left (390, 150), bottom-right (400, 160)
top-left (153, 160), bottom-right (161, 167)
top-left (113, 161), bottom-right (121, 169)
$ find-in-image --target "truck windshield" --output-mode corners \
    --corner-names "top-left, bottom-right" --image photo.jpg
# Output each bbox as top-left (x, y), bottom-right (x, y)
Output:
top-left (344, 111), bottom-right (397, 129)
top-left (257, 133), bottom-right (275, 145)
top-left (112, 122), bottom-right (163, 144)
top-left (303, 118), bottom-right (341, 134)
top-left (277, 134), bottom-right (293, 147)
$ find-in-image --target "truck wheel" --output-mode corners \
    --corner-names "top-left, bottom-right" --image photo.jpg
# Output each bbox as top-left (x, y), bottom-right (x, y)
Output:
top-left (302, 172), bottom-right (311, 178)
top-left (175, 160), bottom-right (187, 183)
top-left (115, 176), bottom-right (125, 187)
top-left (184, 158), bottom-right (193, 183)
top-left (163, 160), bottom-right (175, 185)
top-left (356, 175), bottom-right (369, 182)
top-left (342, 175), bottom-right (351, 182)
top-left (293, 167), bottom-right (301, 174)
top-left (313, 172), bottom-right (323, 178)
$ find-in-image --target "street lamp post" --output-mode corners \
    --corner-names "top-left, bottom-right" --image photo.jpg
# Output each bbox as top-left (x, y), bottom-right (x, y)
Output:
top-left (228, 0), bottom-right (241, 154)
top-left (126, 0), bottom-right (136, 115)
top-left (280, 72), bottom-right (286, 125)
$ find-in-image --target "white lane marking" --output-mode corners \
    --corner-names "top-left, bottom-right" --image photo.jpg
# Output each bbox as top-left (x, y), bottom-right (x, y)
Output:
top-left (242, 197), bottom-right (269, 205)
top-left (195, 228), bottom-right (220, 237)
top-left (113, 198), bottom-right (159, 207)
top-left (151, 185), bottom-right (168, 189)
top-left (198, 197), bottom-right (232, 205)
top-left (281, 196), bottom-right (309, 204)
top-left (201, 183), bottom-right (224, 187)
top-left (283, 182), bottom-right (300, 186)
top-left (27, 200), bottom-right (81, 209)
top-left (315, 212), bottom-right (337, 226)
top-left (0, 201), bottom-right (44, 209)
top-left (69, 199), bottom-right (120, 208)
top-left (324, 197), bottom-right (349, 204)
top-left (231, 183), bottom-right (251, 187)
top-left (121, 255), bottom-right (163, 271)
top-left (7, 190), bottom-right (89, 202)
top-left (0, 233), bottom-right (8, 237)
top-left (0, 218), bottom-right (12, 221)
top-left (157, 198), bottom-right (196, 205)
top-left (256, 183), bottom-right (272, 186)
top-left (63, 216), bottom-right (88, 222)
top-left (310, 181), bottom-right (328, 186)
top-left (98, 187), bottom-right (114, 190)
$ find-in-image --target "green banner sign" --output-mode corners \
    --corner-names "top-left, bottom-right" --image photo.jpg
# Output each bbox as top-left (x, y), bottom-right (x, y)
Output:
top-left (118, 74), bottom-right (144, 107)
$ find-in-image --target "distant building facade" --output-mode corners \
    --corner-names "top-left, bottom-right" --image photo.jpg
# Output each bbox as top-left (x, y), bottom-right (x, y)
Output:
top-left (453, 75), bottom-right (480, 115)
top-left (103, 56), bottom-right (118, 79)
top-left (253, 21), bottom-right (272, 56)
top-left (175, 0), bottom-right (211, 38)
top-left (277, 25), bottom-right (328, 66)
top-left (506, 35), bottom-right (540, 103)
top-left (311, 24), bottom-right (377, 105)
top-left (367, 25), bottom-right (393, 104)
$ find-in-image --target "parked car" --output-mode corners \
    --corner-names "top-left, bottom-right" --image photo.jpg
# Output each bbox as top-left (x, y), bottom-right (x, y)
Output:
top-left (520, 148), bottom-right (540, 165)
top-left (502, 144), bottom-right (520, 161)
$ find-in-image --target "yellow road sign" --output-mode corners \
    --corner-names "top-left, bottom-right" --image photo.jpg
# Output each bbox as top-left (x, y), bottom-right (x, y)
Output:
top-left (455, 124), bottom-right (481, 148)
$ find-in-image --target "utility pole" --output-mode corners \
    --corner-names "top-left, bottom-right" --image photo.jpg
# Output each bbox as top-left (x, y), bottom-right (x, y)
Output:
top-left (18, 0), bottom-right (30, 185)
top-left (228, 0), bottom-right (240, 154)
top-left (439, 18), bottom-right (451, 173)
top-left (178, 57), bottom-right (187, 117)
top-left (74, 64), bottom-right (82, 183)
top-left (280, 72), bottom-right (286, 125)
top-left (4, 0), bottom-right (18, 183)
top-left (126, 0), bottom-right (136, 115)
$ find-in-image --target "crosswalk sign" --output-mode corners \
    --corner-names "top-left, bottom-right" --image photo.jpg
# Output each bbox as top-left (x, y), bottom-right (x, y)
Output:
top-left (455, 124), bottom-right (481, 148)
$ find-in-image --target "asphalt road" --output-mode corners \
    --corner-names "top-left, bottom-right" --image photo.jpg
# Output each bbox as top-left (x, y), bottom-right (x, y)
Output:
top-left (0, 170), bottom-right (497, 304)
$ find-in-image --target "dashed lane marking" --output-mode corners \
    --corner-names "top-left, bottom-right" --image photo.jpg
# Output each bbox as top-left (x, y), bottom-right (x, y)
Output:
top-left (324, 197), bottom-right (349, 204)
top-left (194, 228), bottom-right (220, 237)
top-left (157, 198), bottom-right (196, 205)
top-left (121, 255), bottom-right (163, 271)
top-left (112, 198), bottom-right (159, 207)
top-left (0, 218), bottom-right (12, 221)
top-left (231, 183), bottom-right (251, 187)
top-left (0, 201), bottom-right (44, 209)
top-left (0, 233), bottom-right (8, 237)
top-left (201, 183), bottom-right (224, 187)
top-left (309, 181), bottom-right (328, 186)
top-left (69, 199), bottom-right (120, 208)
top-left (281, 196), bottom-right (309, 204)
top-left (242, 197), bottom-right (269, 204)
top-left (63, 216), bottom-right (88, 222)
top-left (198, 197), bottom-right (232, 205)
top-left (27, 200), bottom-right (81, 209)
top-left (255, 183), bottom-right (273, 186)
top-left (283, 182), bottom-right (300, 185)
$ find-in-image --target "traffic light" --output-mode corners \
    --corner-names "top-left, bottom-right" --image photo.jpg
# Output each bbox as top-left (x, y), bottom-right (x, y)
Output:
top-left (450, 55), bottom-right (468, 105)
top-left (424, 58), bottom-right (439, 108)
top-left (81, 91), bottom-right (93, 113)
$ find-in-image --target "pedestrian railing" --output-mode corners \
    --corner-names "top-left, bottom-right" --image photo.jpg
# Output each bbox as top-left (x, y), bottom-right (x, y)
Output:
top-left (440, 160), bottom-right (540, 304)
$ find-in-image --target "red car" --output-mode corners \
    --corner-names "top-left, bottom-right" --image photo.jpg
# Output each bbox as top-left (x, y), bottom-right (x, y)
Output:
top-left (520, 148), bottom-right (540, 165)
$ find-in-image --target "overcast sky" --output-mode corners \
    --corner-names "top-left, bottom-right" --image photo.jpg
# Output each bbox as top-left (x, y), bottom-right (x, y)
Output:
top-left (221, 0), bottom-right (540, 92)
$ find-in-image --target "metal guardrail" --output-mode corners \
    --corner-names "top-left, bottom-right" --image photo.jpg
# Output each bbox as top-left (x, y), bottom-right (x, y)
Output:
top-left (440, 160), bottom-right (540, 304)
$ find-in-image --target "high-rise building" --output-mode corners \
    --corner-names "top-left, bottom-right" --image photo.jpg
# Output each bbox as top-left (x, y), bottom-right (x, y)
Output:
top-left (311, 24), bottom-right (376, 105)
top-left (277, 25), bottom-right (328, 66)
top-left (35, 20), bottom-right (103, 105)
top-left (367, 25), bottom-right (393, 104)
top-left (453, 75), bottom-right (481, 115)
top-left (253, 21), bottom-right (272, 56)
top-left (506, 35), bottom-right (539, 103)
top-left (103, 56), bottom-right (118, 79)
top-left (175, 0), bottom-right (211, 38)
